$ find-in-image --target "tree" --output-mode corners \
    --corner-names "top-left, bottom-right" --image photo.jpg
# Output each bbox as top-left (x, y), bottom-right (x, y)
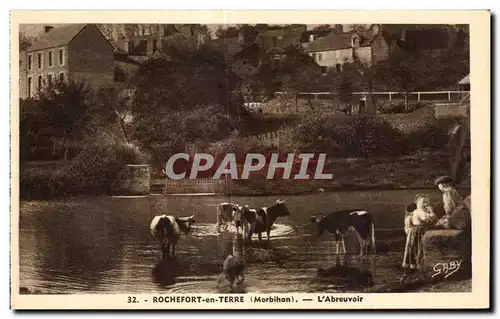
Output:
top-left (312, 24), bottom-right (332, 31)
top-left (36, 79), bottom-right (93, 160)
top-left (348, 24), bottom-right (368, 32)
top-left (277, 45), bottom-right (323, 111)
top-left (129, 44), bottom-right (246, 160)
top-left (19, 32), bottom-right (32, 51)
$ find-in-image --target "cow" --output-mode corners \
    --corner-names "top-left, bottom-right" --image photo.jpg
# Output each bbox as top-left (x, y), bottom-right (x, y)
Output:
top-left (217, 233), bottom-right (246, 290)
top-left (242, 199), bottom-right (291, 244)
top-left (310, 209), bottom-right (376, 256)
top-left (215, 202), bottom-right (245, 234)
top-left (150, 214), bottom-right (196, 260)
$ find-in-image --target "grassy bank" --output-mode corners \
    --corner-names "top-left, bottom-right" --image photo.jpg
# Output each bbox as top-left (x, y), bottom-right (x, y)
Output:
top-left (226, 150), bottom-right (464, 196)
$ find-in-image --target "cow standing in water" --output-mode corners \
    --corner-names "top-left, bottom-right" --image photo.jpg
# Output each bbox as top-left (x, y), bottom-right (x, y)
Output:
top-left (217, 232), bottom-right (246, 290)
top-left (242, 199), bottom-right (291, 244)
top-left (215, 202), bottom-right (245, 234)
top-left (310, 209), bottom-right (376, 256)
top-left (150, 214), bottom-right (196, 260)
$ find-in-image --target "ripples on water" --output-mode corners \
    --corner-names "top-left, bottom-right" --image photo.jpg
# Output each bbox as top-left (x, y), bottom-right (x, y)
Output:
top-left (19, 191), bottom-right (451, 294)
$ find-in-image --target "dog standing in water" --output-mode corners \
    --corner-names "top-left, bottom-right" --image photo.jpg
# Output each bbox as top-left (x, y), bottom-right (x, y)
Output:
top-left (217, 233), bottom-right (246, 290)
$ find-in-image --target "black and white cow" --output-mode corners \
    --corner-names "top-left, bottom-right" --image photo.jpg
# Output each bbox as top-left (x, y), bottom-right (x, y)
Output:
top-left (215, 202), bottom-right (245, 234)
top-left (242, 199), bottom-right (291, 243)
top-left (150, 214), bottom-right (196, 259)
top-left (217, 233), bottom-right (246, 289)
top-left (310, 209), bottom-right (376, 256)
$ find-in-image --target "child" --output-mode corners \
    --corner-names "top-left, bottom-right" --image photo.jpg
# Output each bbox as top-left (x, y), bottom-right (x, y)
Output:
top-left (400, 194), bottom-right (436, 282)
top-left (404, 202), bottom-right (417, 235)
top-left (434, 176), bottom-right (467, 229)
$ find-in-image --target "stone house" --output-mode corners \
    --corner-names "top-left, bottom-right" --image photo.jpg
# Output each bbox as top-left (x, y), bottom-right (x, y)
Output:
top-left (304, 25), bottom-right (397, 72)
top-left (19, 24), bottom-right (115, 99)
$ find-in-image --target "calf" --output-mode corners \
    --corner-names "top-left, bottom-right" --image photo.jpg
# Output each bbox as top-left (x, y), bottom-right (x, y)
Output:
top-left (310, 209), bottom-right (376, 256)
top-left (217, 233), bottom-right (246, 289)
top-left (242, 199), bottom-right (291, 243)
top-left (150, 214), bottom-right (196, 259)
top-left (215, 202), bottom-right (245, 234)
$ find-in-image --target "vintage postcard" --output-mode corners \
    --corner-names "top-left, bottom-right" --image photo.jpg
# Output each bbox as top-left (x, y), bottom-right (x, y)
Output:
top-left (10, 10), bottom-right (490, 310)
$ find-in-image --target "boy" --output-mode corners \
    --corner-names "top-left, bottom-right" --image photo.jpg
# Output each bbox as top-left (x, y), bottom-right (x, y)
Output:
top-left (434, 176), bottom-right (469, 229)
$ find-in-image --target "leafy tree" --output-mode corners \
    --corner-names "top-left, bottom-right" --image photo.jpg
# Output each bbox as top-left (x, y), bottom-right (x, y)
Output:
top-left (129, 44), bottom-right (246, 160)
top-left (348, 24), bottom-right (368, 32)
top-left (312, 24), bottom-right (332, 31)
top-left (19, 32), bottom-right (32, 51)
top-left (36, 79), bottom-right (93, 160)
top-left (277, 45), bottom-right (323, 111)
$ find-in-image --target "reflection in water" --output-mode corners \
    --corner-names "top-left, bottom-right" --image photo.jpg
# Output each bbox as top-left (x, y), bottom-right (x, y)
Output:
top-left (152, 258), bottom-right (183, 287)
top-left (316, 255), bottom-right (374, 288)
top-left (217, 233), bottom-right (246, 293)
top-left (21, 201), bottom-right (126, 292)
top-left (19, 190), bottom-right (465, 294)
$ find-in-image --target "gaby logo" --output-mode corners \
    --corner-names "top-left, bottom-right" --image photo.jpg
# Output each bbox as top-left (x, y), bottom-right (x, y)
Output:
top-left (165, 153), bottom-right (333, 180)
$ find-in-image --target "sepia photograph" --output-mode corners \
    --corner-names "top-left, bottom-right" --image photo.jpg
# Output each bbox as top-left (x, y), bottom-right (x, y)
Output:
top-left (10, 10), bottom-right (490, 310)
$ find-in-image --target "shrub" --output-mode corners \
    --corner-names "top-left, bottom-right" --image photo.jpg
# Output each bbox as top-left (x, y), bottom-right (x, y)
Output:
top-left (284, 114), bottom-right (406, 157)
top-left (20, 142), bottom-right (150, 199)
top-left (378, 100), bottom-right (430, 114)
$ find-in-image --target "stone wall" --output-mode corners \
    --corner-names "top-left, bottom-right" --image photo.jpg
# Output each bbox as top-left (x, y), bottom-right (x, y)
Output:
top-left (423, 229), bottom-right (472, 280)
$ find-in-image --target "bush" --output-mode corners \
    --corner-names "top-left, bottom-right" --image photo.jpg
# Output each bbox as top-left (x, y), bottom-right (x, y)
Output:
top-left (284, 114), bottom-right (406, 157)
top-left (378, 100), bottom-right (430, 114)
top-left (20, 142), bottom-right (149, 199)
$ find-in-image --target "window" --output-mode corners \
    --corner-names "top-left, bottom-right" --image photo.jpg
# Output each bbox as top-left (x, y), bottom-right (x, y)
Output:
top-left (48, 51), bottom-right (53, 67)
top-left (27, 54), bottom-right (32, 71)
top-left (152, 40), bottom-right (158, 53)
top-left (317, 53), bottom-right (322, 61)
top-left (27, 77), bottom-right (32, 98)
top-left (59, 72), bottom-right (65, 83)
top-left (37, 75), bottom-right (43, 90)
top-left (37, 53), bottom-right (43, 69)
top-left (47, 74), bottom-right (53, 87)
top-left (59, 49), bottom-right (64, 66)
top-left (336, 63), bottom-right (342, 72)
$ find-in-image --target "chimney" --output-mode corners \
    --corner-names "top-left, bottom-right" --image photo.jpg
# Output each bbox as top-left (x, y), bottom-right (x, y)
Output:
top-left (124, 40), bottom-right (130, 53)
top-left (309, 34), bottom-right (315, 42)
top-left (44, 26), bottom-right (54, 33)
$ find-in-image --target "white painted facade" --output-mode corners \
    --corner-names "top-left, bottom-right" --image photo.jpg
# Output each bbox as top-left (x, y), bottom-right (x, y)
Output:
top-left (308, 46), bottom-right (372, 69)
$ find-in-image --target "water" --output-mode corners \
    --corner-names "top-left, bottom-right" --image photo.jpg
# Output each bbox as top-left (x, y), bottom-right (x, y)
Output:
top-left (18, 190), bottom-right (460, 294)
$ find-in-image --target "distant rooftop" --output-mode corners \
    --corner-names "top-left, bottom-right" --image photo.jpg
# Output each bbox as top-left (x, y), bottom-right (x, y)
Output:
top-left (26, 24), bottom-right (86, 52)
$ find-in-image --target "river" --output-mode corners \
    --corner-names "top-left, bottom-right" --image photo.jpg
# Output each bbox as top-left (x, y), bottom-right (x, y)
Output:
top-left (18, 189), bottom-right (468, 294)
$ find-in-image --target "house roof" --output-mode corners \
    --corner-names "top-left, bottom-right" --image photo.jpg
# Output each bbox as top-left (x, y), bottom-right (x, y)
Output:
top-left (26, 24), bottom-right (86, 52)
top-left (300, 29), bottom-right (333, 43)
top-left (305, 31), bottom-right (375, 52)
top-left (459, 74), bottom-right (470, 85)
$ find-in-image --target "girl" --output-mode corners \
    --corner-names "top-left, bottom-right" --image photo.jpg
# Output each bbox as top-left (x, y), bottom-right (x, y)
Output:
top-left (400, 194), bottom-right (437, 282)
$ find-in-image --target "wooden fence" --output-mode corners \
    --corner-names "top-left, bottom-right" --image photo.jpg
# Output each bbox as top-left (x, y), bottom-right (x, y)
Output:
top-left (161, 177), bottom-right (229, 194)
top-left (274, 90), bottom-right (470, 102)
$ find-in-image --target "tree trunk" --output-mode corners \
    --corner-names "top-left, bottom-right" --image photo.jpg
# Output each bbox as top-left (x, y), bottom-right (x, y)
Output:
top-left (52, 138), bottom-right (57, 156)
top-left (295, 93), bottom-right (298, 112)
top-left (404, 92), bottom-right (409, 112)
top-left (306, 98), bottom-right (314, 110)
top-left (115, 110), bottom-right (130, 144)
top-left (64, 145), bottom-right (69, 161)
top-left (62, 137), bottom-right (68, 161)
